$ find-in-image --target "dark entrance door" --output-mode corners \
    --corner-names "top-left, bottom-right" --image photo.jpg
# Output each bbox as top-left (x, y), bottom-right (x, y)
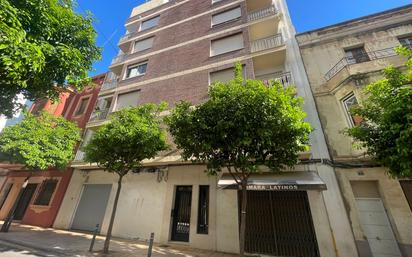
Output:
top-left (240, 190), bottom-right (320, 257)
top-left (171, 186), bottom-right (192, 242)
top-left (14, 184), bottom-right (38, 220)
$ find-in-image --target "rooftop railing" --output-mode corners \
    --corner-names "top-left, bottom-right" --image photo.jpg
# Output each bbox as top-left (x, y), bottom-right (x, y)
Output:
top-left (248, 5), bottom-right (278, 22)
top-left (251, 34), bottom-right (284, 53)
top-left (324, 47), bottom-right (398, 81)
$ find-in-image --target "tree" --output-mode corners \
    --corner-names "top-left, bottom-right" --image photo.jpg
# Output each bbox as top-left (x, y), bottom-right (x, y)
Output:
top-left (166, 63), bottom-right (312, 256)
top-left (0, 111), bottom-right (81, 231)
top-left (83, 104), bottom-right (168, 253)
top-left (0, 0), bottom-right (101, 118)
top-left (346, 46), bottom-right (412, 178)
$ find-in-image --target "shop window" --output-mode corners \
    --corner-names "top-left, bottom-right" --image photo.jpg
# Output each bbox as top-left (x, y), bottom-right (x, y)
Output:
top-left (342, 93), bottom-right (362, 127)
top-left (345, 46), bottom-right (370, 64)
top-left (211, 7), bottom-right (241, 27)
top-left (34, 179), bottom-right (58, 206)
top-left (75, 97), bottom-right (90, 116)
top-left (197, 185), bottom-right (209, 234)
top-left (210, 33), bottom-right (244, 56)
top-left (0, 184), bottom-right (13, 210)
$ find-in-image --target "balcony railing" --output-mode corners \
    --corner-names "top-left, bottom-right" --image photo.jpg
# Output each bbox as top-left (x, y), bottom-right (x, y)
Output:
top-left (248, 5), bottom-right (278, 22)
top-left (120, 31), bottom-right (138, 43)
top-left (74, 150), bottom-right (85, 161)
top-left (89, 108), bottom-right (110, 122)
top-left (101, 80), bottom-right (117, 91)
top-left (324, 47), bottom-right (398, 81)
top-left (261, 72), bottom-right (293, 88)
top-left (111, 54), bottom-right (126, 66)
top-left (251, 34), bottom-right (283, 53)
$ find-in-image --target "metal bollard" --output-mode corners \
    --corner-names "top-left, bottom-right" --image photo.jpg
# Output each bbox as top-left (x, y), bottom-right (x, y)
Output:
top-left (89, 224), bottom-right (99, 252)
top-left (147, 232), bottom-right (155, 257)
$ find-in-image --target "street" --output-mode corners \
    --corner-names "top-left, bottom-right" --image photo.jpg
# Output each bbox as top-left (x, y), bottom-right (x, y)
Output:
top-left (0, 240), bottom-right (57, 257)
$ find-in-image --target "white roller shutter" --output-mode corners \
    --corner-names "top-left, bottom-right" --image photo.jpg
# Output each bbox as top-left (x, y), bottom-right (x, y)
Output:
top-left (140, 16), bottom-right (160, 31)
top-left (212, 7), bottom-right (241, 26)
top-left (134, 37), bottom-right (154, 52)
top-left (211, 33), bottom-right (244, 56)
top-left (116, 90), bottom-right (140, 110)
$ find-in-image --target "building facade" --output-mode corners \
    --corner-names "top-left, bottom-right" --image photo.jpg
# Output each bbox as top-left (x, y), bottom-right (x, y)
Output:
top-left (54, 1), bottom-right (358, 256)
top-left (0, 74), bottom-right (105, 228)
top-left (296, 5), bottom-right (412, 257)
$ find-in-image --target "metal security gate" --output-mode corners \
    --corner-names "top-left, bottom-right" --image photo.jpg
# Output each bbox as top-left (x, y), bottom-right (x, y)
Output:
top-left (71, 184), bottom-right (112, 232)
top-left (171, 186), bottom-right (192, 242)
top-left (240, 190), bottom-right (320, 257)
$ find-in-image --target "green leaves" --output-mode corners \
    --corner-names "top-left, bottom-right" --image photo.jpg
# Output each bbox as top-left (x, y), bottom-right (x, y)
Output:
top-left (0, 0), bottom-right (101, 118)
top-left (346, 47), bottom-right (412, 178)
top-left (83, 104), bottom-right (169, 176)
top-left (166, 63), bottom-right (312, 176)
top-left (0, 111), bottom-right (81, 170)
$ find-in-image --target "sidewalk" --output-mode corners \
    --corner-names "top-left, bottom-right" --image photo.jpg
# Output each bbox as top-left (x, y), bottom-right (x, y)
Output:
top-left (0, 223), bottom-right (238, 257)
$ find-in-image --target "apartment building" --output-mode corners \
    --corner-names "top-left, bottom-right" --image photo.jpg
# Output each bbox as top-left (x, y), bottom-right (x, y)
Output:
top-left (296, 5), bottom-right (412, 257)
top-left (0, 74), bottom-right (105, 228)
top-left (54, 1), bottom-right (357, 256)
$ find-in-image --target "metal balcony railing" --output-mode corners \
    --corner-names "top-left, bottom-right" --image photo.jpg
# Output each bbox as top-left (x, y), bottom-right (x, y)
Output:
top-left (101, 80), bottom-right (117, 91)
top-left (248, 5), bottom-right (278, 22)
top-left (324, 47), bottom-right (398, 81)
top-left (261, 72), bottom-right (293, 88)
top-left (89, 108), bottom-right (110, 122)
top-left (111, 54), bottom-right (126, 66)
top-left (74, 150), bottom-right (85, 161)
top-left (251, 34), bottom-right (284, 53)
top-left (120, 31), bottom-right (139, 43)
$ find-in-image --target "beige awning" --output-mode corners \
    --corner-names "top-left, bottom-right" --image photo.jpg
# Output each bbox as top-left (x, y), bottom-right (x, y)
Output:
top-left (218, 171), bottom-right (327, 191)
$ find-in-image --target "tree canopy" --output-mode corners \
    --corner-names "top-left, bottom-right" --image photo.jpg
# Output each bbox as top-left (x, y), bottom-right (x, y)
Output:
top-left (166, 63), bottom-right (312, 178)
top-left (0, 111), bottom-right (81, 170)
top-left (0, 0), bottom-right (101, 118)
top-left (83, 104), bottom-right (169, 176)
top-left (83, 103), bottom-right (169, 253)
top-left (346, 46), bottom-right (412, 178)
top-left (166, 63), bottom-right (312, 256)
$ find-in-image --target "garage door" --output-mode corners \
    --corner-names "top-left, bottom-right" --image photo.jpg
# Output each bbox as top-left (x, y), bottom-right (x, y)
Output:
top-left (356, 198), bottom-right (402, 257)
top-left (71, 184), bottom-right (112, 232)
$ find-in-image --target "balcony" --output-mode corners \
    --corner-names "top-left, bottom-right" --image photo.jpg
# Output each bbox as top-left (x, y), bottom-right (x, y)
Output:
top-left (261, 72), bottom-right (293, 88)
top-left (251, 34), bottom-right (284, 53)
top-left (74, 150), bottom-right (85, 162)
top-left (324, 48), bottom-right (398, 81)
top-left (89, 108), bottom-right (110, 122)
top-left (100, 80), bottom-right (117, 91)
top-left (248, 5), bottom-right (277, 22)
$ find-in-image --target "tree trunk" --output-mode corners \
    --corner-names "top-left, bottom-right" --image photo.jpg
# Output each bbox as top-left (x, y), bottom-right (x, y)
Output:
top-left (103, 174), bottom-right (123, 253)
top-left (239, 178), bottom-right (248, 257)
top-left (1, 176), bottom-right (30, 232)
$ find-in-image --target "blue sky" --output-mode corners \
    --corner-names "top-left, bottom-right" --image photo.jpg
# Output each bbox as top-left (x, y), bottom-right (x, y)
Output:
top-left (76, 0), bottom-right (412, 76)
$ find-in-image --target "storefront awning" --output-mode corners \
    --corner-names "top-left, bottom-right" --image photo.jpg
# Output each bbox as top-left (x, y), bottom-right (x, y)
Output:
top-left (218, 171), bottom-right (327, 191)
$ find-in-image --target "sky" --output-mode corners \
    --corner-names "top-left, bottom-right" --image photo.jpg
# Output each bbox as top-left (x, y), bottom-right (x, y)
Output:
top-left (76, 0), bottom-right (412, 76)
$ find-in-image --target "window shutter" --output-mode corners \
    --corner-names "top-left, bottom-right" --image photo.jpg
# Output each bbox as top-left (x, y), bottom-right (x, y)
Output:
top-left (116, 91), bottom-right (140, 110)
top-left (211, 33), bottom-right (244, 56)
top-left (212, 7), bottom-right (241, 26)
top-left (140, 16), bottom-right (160, 31)
top-left (134, 37), bottom-right (154, 52)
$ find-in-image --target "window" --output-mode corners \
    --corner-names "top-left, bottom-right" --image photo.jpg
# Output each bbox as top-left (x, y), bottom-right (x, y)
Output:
top-left (75, 97), bottom-right (89, 116)
top-left (212, 7), bottom-right (241, 26)
top-left (0, 184), bottom-right (13, 210)
top-left (210, 33), bottom-right (244, 56)
top-left (34, 179), bottom-right (58, 206)
top-left (126, 62), bottom-right (148, 79)
top-left (31, 99), bottom-right (48, 115)
top-left (209, 65), bottom-right (246, 84)
top-left (345, 46), bottom-right (370, 64)
top-left (399, 36), bottom-right (412, 48)
top-left (197, 185), bottom-right (209, 234)
top-left (342, 93), bottom-right (362, 126)
top-left (140, 16), bottom-right (160, 31)
top-left (134, 37), bottom-right (154, 53)
top-left (115, 90), bottom-right (140, 110)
